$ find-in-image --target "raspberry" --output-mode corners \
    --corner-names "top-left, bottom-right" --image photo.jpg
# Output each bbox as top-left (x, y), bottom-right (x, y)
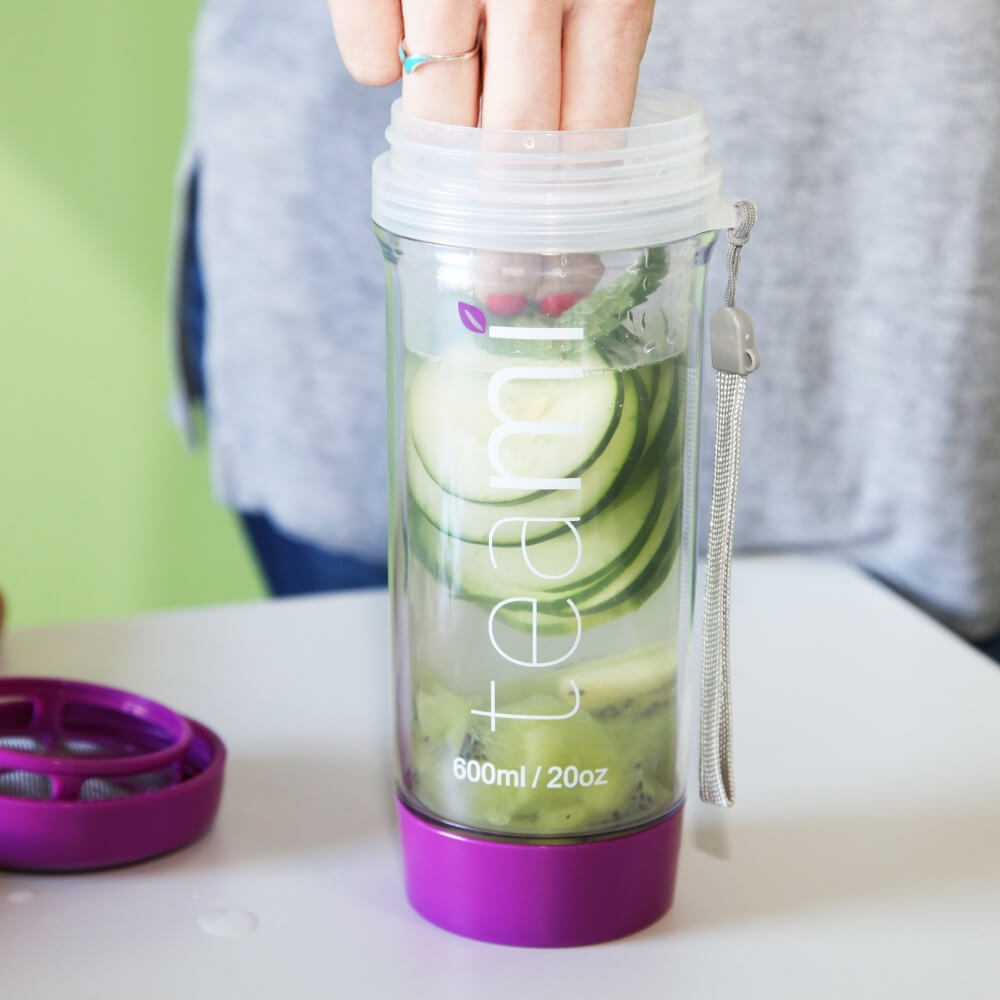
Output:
top-left (539, 293), bottom-right (582, 318)
top-left (485, 294), bottom-right (528, 318)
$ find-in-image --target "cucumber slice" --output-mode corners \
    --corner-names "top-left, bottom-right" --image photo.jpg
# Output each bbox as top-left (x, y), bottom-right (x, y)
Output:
top-left (410, 451), bottom-right (662, 602)
top-left (641, 358), bottom-right (680, 462)
top-left (504, 508), bottom-right (683, 635)
top-left (407, 366), bottom-right (645, 544)
top-left (493, 450), bottom-right (684, 634)
top-left (407, 342), bottom-right (623, 505)
top-left (412, 396), bottom-right (683, 607)
top-left (407, 350), bottom-right (686, 635)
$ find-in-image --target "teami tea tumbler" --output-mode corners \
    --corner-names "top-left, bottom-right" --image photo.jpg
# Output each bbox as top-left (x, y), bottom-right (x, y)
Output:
top-left (373, 89), bottom-right (752, 947)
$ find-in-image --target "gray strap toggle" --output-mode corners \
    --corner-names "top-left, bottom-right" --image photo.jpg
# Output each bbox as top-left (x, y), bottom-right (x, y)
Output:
top-left (710, 306), bottom-right (759, 376)
top-left (700, 200), bottom-right (758, 809)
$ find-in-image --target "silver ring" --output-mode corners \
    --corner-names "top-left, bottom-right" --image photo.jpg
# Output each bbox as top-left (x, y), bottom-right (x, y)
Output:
top-left (398, 34), bottom-right (481, 75)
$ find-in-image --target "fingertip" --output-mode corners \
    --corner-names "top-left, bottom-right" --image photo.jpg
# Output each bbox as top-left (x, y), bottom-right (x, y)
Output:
top-left (535, 253), bottom-right (605, 302)
top-left (474, 252), bottom-right (542, 305)
top-left (328, 0), bottom-right (403, 88)
top-left (341, 55), bottom-right (403, 88)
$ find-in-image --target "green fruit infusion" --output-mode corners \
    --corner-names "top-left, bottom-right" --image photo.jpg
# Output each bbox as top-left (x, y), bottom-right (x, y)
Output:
top-left (398, 246), bottom-right (694, 839)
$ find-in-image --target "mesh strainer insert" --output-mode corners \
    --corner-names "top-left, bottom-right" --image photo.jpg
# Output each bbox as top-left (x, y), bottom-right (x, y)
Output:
top-left (0, 676), bottom-right (225, 872)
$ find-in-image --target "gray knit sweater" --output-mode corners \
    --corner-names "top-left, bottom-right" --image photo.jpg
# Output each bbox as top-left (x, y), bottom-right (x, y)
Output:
top-left (179, 0), bottom-right (1000, 639)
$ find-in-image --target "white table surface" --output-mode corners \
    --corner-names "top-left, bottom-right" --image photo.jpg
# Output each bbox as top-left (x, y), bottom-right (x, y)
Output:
top-left (1, 555), bottom-right (998, 999)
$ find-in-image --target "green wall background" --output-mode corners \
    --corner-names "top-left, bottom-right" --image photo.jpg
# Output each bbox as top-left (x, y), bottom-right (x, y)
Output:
top-left (0, 1), bottom-right (264, 628)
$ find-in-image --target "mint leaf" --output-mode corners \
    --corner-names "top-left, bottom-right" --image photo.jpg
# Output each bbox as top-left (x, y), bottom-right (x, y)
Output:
top-left (557, 247), bottom-right (668, 340)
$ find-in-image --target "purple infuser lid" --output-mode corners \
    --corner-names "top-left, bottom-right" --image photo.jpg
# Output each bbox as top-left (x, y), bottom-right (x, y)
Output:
top-left (397, 798), bottom-right (684, 947)
top-left (0, 676), bottom-right (225, 872)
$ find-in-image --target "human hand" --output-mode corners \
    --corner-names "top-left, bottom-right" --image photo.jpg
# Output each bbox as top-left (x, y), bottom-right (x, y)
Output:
top-left (328, 0), bottom-right (655, 131)
top-left (329, 1), bottom-right (654, 315)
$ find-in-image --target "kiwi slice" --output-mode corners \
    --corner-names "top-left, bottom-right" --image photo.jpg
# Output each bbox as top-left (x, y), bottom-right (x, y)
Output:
top-left (406, 643), bottom-right (678, 838)
top-left (554, 642), bottom-right (675, 708)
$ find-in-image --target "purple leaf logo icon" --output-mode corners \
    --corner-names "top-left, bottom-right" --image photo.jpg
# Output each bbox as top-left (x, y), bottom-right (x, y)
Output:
top-left (458, 301), bottom-right (487, 335)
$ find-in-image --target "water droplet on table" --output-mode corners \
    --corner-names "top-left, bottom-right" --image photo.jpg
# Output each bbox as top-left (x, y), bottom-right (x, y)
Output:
top-left (7, 889), bottom-right (36, 904)
top-left (197, 908), bottom-right (259, 938)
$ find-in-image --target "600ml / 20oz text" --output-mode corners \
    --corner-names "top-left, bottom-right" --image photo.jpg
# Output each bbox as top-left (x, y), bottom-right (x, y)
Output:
top-left (452, 759), bottom-right (610, 790)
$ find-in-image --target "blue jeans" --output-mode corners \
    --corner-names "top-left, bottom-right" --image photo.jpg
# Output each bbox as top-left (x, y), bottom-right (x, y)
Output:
top-left (980, 632), bottom-right (1000, 663)
top-left (178, 172), bottom-right (387, 596)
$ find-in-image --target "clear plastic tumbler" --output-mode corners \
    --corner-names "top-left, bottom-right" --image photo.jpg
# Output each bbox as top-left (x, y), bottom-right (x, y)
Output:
top-left (373, 89), bottom-right (742, 947)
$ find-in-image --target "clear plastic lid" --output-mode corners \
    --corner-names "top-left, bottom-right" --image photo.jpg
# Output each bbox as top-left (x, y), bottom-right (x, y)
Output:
top-left (372, 88), bottom-right (737, 253)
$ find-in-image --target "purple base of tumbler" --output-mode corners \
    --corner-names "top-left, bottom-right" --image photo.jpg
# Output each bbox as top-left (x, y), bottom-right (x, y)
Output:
top-left (397, 798), bottom-right (683, 948)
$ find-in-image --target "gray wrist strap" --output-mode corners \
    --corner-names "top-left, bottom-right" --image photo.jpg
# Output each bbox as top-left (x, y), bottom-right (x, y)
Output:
top-left (699, 200), bottom-right (758, 808)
